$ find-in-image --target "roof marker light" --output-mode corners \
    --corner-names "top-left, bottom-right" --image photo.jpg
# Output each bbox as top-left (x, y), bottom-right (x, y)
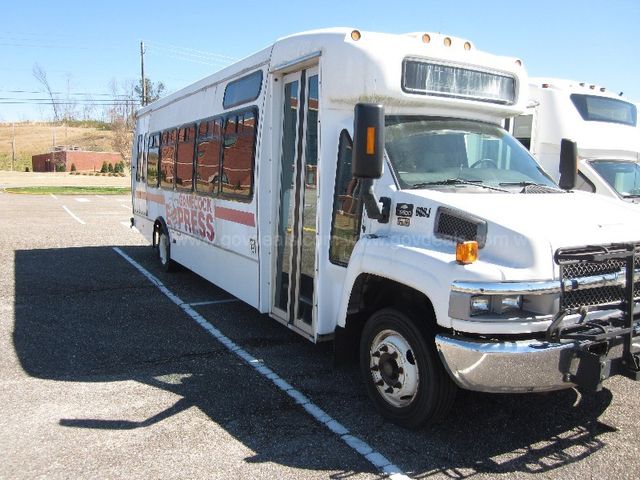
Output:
top-left (600, 87), bottom-right (606, 92)
top-left (351, 30), bottom-right (361, 41)
top-left (444, 37), bottom-right (452, 47)
top-left (422, 33), bottom-right (431, 43)
top-left (464, 41), bottom-right (472, 50)
top-left (515, 59), bottom-right (522, 66)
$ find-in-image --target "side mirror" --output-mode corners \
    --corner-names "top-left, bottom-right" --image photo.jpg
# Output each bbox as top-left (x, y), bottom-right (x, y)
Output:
top-left (559, 138), bottom-right (577, 190)
top-left (352, 103), bottom-right (384, 179)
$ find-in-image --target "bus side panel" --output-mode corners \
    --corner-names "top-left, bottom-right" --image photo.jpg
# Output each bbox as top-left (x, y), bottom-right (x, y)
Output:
top-left (170, 227), bottom-right (259, 308)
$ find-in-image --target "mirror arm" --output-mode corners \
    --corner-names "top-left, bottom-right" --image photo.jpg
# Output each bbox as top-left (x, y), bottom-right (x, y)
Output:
top-left (360, 178), bottom-right (390, 223)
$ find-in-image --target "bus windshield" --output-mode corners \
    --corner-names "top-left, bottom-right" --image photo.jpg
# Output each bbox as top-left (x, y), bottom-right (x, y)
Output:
top-left (589, 160), bottom-right (640, 198)
top-left (385, 117), bottom-right (557, 191)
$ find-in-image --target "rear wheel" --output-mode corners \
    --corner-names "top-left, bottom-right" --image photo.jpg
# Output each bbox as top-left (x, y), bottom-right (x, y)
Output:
top-left (157, 229), bottom-right (175, 272)
top-left (360, 308), bottom-right (456, 428)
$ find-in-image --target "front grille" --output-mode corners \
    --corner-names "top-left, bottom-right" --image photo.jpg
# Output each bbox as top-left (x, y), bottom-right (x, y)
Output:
top-left (557, 244), bottom-right (640, 311)
top-left (562, 284), bottom-right (626, 310)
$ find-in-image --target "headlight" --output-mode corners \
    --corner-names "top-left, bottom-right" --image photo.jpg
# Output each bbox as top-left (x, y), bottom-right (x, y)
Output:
top-left (496, 295), bottom-right (523, 314)
top-left (470, 296), bottom-right (491, 315)
top-left (470, 295), bottom-right (523, 316)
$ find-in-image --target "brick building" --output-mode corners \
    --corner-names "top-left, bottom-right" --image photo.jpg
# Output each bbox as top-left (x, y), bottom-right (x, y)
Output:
top-left (32, 148), bottom-right (122, 172)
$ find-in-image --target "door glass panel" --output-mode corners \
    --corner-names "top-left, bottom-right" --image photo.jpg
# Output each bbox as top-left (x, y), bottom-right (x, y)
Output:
top-left (274, 80), bottom-right (299, 312)
top-left (297, 74), bottom-right (319, 325)
top-left (330, 131), bottom-right (361, 265)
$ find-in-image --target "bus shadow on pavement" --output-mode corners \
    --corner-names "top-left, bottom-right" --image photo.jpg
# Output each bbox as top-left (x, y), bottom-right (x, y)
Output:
top-left (13, 246), bottom-right (616, 477)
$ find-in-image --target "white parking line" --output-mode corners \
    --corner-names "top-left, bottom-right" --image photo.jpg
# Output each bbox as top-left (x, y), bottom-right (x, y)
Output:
top-left (75, 198), bottom-right (90, 203)
top-left (120, 204), bottom-right (131, 210)
top-left (50, 193), bottom-right (58, 200)
top-left (62, 205), bottom-right (86, 225)
top-left (189, 299), bottom-right (240, 306)
top-left (113, 247), bottom-right (411, 480)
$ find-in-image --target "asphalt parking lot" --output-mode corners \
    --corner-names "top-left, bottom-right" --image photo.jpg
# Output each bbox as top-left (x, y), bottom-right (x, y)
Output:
top-left (1, 190), bottom-right (640, 479)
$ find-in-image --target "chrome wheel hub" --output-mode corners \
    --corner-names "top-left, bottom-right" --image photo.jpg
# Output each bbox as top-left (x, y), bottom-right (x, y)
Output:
top-left (369, 329), bottom-right (419, 408)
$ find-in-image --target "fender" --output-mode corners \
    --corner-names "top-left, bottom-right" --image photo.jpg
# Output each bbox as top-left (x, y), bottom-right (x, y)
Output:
top-left (336, 234), bottom-right (459, 330)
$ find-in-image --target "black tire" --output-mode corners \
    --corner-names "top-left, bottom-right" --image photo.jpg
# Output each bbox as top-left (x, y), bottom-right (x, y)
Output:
top-left (157, 228), bottom-right (176, 272)
top-left (359, 307), bottom-right (456, 428)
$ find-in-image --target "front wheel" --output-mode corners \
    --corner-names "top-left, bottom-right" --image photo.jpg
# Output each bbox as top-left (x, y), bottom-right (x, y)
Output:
top-left (360, 308), bottom-right (456, 428)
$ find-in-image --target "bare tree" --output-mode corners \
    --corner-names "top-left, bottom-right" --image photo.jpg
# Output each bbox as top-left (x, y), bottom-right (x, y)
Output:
top-left (33, 63), bottom-right (60, 121)
top-left (108, 78), bottom-right (137, 166)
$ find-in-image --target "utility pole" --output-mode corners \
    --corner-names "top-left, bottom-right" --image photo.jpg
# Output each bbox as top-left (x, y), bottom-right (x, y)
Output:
top-left (140, 41), bottom-right (146, 106)
top-left (11, 123), bottom-right (16, 171)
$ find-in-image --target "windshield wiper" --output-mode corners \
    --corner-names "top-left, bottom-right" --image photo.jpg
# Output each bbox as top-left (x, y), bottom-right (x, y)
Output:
top-left (499, 181), bottom-right (563, 192)
top-left (411, 178), bottom-right (508, 192)
top-left (499, 181), bottom-right (545, 187)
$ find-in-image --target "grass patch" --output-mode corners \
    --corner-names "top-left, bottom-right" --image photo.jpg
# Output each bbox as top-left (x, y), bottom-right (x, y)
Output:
top-left (4, 186), bottom-right (131, 195)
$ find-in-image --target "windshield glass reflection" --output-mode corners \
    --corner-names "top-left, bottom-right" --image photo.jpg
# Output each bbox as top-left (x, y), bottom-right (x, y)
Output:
top-left (385, 117), bottom-right (557, 191)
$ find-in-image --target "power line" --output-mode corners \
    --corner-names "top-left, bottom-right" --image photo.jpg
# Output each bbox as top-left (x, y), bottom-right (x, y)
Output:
top-left (143, 40), bottom-right (237, 67)
top-left (144, 40), bottom-right (238, 61)
top-left (0, 101), bottom-right (136, 105)
top-left (146, 49), bottom-right (230, 68)
top-left (0, 89), bottom-right (133, 97)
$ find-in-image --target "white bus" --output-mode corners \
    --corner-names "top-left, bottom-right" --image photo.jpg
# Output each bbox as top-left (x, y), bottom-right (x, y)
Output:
top-left (132, 28), bottom-right (640, 428)
top-left (512, 78), bottom-right (640, 200)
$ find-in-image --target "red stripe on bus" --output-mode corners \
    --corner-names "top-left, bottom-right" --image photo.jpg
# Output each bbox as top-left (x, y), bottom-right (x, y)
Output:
top-left (135, 191), bottom-right (165, 205)
top-left (215, 206), bottom-right (255, 227)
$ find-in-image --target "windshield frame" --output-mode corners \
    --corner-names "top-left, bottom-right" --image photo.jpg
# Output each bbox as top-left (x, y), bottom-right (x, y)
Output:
top-left (384, 116), bottom-right (558, 192)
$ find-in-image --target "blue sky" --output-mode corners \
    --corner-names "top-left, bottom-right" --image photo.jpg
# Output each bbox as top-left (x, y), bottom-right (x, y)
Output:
top-left (2, 0), bottom-right (639, 122)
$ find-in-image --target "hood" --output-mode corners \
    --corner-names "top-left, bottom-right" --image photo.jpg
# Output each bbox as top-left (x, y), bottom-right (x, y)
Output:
top-left (397, 189), bottom-right (640, 278)
top-left (438, 190), bottom-right (640, 248)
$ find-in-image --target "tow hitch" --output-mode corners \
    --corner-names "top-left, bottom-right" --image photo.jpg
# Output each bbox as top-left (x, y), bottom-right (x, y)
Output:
top-left (548, 243), bottom-right (640, 391)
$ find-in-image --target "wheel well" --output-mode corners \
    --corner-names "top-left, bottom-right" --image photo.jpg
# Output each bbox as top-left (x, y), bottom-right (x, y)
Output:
top-left (335, 274), bottom-right (437, 364)
top-left (349, 274), bottom-right (436, 321)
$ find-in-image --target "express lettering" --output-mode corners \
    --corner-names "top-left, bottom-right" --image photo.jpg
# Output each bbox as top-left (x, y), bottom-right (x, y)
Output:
top-left (166, 194), bottom-right (215, 242)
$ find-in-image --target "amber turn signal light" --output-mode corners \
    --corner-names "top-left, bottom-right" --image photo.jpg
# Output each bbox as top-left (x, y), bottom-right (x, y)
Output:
top-left (456, 241), bottom-right (478, 264)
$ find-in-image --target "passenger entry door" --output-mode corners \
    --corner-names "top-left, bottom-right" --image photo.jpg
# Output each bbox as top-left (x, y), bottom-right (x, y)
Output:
top-left (272, 67), bottom-right (319, 336)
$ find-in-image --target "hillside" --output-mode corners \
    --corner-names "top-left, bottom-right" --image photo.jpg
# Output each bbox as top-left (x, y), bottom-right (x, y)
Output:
top-left (0, 122), bottom-right (118, 171)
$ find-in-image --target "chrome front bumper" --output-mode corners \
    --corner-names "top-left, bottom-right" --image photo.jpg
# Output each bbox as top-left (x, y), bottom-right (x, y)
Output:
top-left (435, 333), bottom-right (640, 393)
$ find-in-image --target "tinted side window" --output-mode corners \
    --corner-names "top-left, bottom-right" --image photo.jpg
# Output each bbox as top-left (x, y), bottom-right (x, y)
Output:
top-left (160, 129), bottom-right (177, 189)
top-left (135, 134), bottom-right (143, 181)
top-left (223, 70), bottom-right (263, 109)
top-left (221, 110), bottom-right (257, 199)
top-left (196, 118), bottom-right (223, 195)
top-left (176, 124), bottom-right (195, 191)
top-left (146, 133), bottom-right (160, 187)
top-left (330, 130), bottom-right (361, 265)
